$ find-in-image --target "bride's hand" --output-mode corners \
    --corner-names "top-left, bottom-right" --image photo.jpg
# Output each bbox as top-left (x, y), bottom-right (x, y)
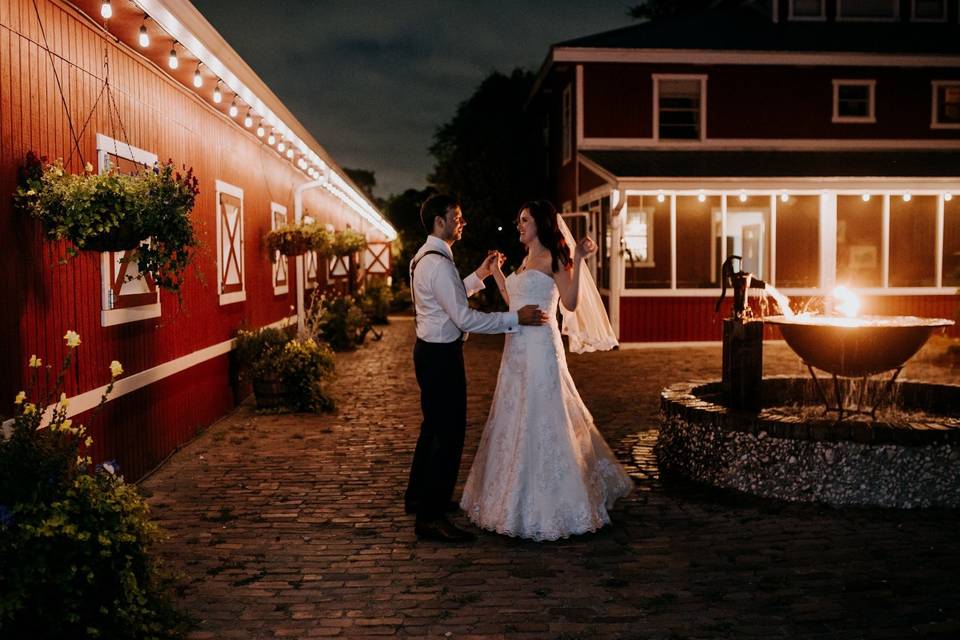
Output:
top-left (574, 236), bottom-right (597, 260)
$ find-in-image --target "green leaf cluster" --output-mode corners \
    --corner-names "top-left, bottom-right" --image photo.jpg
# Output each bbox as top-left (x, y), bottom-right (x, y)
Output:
top-left (265, 223), bottom-right (333, 261)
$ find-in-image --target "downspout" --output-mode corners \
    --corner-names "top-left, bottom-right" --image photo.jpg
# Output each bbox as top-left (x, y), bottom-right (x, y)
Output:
top-left (293, 169), bottom-right (330, 333)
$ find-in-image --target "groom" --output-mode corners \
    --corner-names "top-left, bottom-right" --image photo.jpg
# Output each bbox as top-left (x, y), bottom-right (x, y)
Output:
top-left (406, 194), bottom-right (547, 543)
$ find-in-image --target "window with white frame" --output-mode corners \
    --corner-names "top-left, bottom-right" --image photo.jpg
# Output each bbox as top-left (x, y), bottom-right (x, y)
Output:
top-left (932, 81), bottom-right (960, 128)
top-left (623, 207), bottom-right (654, 267)
top-left (562, 84), bottom-right (572, 165)
top-left (833, 80), bottom-right (876, 123)
top-left (270, 203), bottom-right (289, 296)
top-left (911, 0), bottom-right (947, 21)
top-left (655, 76), bottom-right (706, 140)
top-left (837, 0), bottom-right (898, 20)
top-left (789, 0), bottom-right (826, 20)
top-left (96, 133), bottom-right (161, 327)
top-left (216, 180), bottom-right (245, 305)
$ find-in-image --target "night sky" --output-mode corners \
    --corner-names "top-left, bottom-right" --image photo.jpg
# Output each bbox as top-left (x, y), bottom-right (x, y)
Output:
top-left (190, 1), bottom-right (630, 199)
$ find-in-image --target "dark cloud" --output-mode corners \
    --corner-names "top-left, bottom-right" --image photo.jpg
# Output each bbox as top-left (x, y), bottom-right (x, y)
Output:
top-left (191, 1), bottom-right (629, 197)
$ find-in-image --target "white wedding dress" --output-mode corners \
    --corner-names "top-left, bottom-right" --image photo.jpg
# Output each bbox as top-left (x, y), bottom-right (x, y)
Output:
top-left (460, 269), bottom-right (634, 541)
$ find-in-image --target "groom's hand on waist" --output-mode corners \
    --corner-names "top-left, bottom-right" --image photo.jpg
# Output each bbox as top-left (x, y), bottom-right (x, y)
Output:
top-left (517, 305), bottom-right (548, 326)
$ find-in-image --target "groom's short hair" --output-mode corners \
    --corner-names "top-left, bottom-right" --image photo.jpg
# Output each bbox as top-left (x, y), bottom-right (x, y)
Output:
top-left (420, 194), bottom-right (460, 231)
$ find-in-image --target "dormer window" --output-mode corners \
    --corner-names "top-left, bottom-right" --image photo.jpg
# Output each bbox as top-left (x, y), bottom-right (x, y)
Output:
top-left (833, 80), bottom-right (876, 123)
top-left (911, 0), bottom-right (947, 22)
top-left (789, 0), bottom-right (825, 20)
top-left (654, 75), bottom-right (707, 141)
top-left (837, 0), bottom-right (898, 21)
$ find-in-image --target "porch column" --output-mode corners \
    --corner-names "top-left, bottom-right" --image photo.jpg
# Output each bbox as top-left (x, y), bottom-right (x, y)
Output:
top-left (609, 188), bottom-right (625, 339)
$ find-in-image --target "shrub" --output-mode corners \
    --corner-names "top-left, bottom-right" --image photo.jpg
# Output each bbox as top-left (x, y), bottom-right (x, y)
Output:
top-left (361, 281), bottom-right (393, 324)
top-left (307, 293), bottom-right (370, 352)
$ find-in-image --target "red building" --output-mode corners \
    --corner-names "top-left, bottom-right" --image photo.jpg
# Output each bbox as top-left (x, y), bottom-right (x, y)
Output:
top-left (0, 0), bottom-right (396, 479)
top-left (531, 0), bottom-right (960, 343)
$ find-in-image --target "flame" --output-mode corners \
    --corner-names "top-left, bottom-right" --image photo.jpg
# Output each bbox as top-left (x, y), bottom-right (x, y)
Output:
top-left (833, 285), bottom-right (860, 318)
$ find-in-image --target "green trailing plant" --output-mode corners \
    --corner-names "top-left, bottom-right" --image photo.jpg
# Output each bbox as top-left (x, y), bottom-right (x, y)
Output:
top-left (0, 332), bottom-right (188, 639)
top-left (265, 223), bottom-right (333, 261)
top-left (306, 291), bottom-right (378, 351)
top-left (14, 152), bottom-right (200, 296)
top-left (331, 228), bottom-right (367, 257)
top-left (234, 325), bottom-right (336, 412)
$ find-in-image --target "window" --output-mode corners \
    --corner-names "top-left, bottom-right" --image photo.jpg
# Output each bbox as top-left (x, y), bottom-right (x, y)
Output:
top-left (216, 180), bottom-right (245, 305)
top-left (789, 0), bottom-right (826, 20)
top-left (833, 80), bottom-right (876, 123)
top-left (624, 195), bottom-right (670, 289)
top-left (96, 133), bottom-right (161, 327)
top-left (271, 203), bottom-right (289, 296)
top-left (676, 194), bottom-right (722, 288)
top-left (579, 197), bottom-right (610, 289)
top-left (837, 0), bottom-right (897, 20)
top-left (562, 84), bottom-right (572, 165)
top-left (724, 196), bottom-right (771, 282)
top-left (932, 81), bottom-right (960, 129)
top-left (655, 76), bottom-right (706, 141)
top-left (889, 195), bottom-right (937, 287)
top-left (945, 196), bottom-right (960, 287)
top-left (775, 195), bottom-right (820, 288)
top-left (836, 195), bottom-right (883, 287)
top-left (911, 0), bottom-right (946, 21)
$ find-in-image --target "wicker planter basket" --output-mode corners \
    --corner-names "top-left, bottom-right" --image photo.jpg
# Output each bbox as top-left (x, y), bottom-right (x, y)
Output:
top-left (252, 377), bottom-right (294, 410)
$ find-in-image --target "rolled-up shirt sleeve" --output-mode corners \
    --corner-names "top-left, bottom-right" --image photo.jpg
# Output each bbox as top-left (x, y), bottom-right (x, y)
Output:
top-left (434, 263), bottom-right (518, 334)
top-left (463, 272), bottom-right (486, 298)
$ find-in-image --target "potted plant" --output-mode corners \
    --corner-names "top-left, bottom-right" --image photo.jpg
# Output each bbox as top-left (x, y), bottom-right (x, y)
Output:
top-left (306, 291), bottom-right (380, 351)
top-left (234, 325), bottom-right (336, 412)
top-left (332, 228), bottom-right (367, 257)
top-left (13, 152), bottom-right (200, 296)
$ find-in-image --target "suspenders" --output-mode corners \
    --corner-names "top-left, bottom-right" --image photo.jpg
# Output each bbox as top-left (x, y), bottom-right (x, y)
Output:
top-left (410, 250), bottom-right (468, 342)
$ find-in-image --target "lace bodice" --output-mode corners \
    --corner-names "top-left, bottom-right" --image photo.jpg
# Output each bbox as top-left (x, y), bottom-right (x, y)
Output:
top-left (506, 269), bottom-right (559, 316)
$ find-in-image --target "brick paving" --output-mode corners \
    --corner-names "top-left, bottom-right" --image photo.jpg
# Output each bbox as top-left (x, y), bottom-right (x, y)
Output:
top-left (143, 317), bottom-right (960, 639)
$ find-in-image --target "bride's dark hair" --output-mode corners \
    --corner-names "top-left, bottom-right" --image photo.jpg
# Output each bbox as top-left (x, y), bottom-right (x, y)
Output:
top-left (520, 199), bottom-right (572, 273)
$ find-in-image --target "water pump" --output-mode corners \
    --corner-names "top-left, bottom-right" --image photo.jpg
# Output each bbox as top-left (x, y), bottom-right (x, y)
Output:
top-left (716, 255), bottom-right (764, 411)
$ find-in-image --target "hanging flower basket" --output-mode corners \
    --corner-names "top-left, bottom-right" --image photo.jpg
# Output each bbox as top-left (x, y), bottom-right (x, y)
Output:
top-left (265, 224), bottom-right (334, 261)
top-left (13, 152), bottom-right (200, 296)
top-left (332, 228), bottom-right (367, 257)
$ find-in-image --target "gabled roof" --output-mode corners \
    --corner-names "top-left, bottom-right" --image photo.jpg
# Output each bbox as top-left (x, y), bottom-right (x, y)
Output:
top-left (581, 150), bottom-right (960, 179)
top-left (556, 9), bottom-right (960, 55)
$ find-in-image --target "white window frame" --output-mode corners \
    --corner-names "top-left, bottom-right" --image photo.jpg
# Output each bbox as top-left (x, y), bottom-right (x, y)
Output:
top-left (653, 74), bottom-right (708, 142)
top-left (623, 206), bottom-right (655, 268)
top-left (931, 80), bottom-right (960, 129)
top-left (910, 0), bottom-right (948, 21)
top-left (96, 133), bottom-right (162, 327)
top-left (216, 180), bottom-right (246, 305)
top-left (270, 202), bottom-right (289, 296)
top-left (836, 0), bottom-right (899, 21)
top-left (788, 0), bottom-right (827, 21)
top-left (562, 84), bottom-right (573, 165)
top-left (832, 80), bottom-right (877, 124)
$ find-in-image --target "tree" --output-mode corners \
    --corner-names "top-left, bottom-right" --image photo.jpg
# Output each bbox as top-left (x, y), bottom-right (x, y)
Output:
top-left (428, 68), bottom-right (548, 307)
top-left (343, 167), bottom-right (382, 207)
top-left (382, 186), bottom-right (437, 288)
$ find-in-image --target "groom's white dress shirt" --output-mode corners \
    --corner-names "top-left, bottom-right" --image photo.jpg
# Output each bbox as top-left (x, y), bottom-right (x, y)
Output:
top-left (411, 235), bottom-right (519, 343)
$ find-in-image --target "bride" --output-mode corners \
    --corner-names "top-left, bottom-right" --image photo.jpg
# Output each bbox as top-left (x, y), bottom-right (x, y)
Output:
top-left (460, 199), bottom-right (633, 541)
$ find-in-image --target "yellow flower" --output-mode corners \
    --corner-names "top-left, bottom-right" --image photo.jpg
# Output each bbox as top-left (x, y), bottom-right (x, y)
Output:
top-left (85, 436), bottom-right (94, 447)
top-left (62, 419), bottom-right (73, 432)
top-left (23, 403), bottom-right (36, 415)
top-left (109, 360), bottom-right (124, 378)
top-left (59, 392), bottom-right (69, 408)
top-left (84, 161), bottom-right (94, 173)
top-left (28, 354), bottom-right (42, 368)
top-left (26, 188), bottom-right (36, 196)
top-left (14, 391), bottom-right (26, 405)
top-left (64, 330), bottom-right (81, 348)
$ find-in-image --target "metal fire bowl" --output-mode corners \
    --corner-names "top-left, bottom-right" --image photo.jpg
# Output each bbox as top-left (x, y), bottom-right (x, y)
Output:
top-left (765, 315), bottom-right (955, 378)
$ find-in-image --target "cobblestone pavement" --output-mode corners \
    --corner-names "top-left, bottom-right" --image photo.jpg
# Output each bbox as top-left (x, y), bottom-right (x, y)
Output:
top-left (143, 317), bottom-right (960, 640)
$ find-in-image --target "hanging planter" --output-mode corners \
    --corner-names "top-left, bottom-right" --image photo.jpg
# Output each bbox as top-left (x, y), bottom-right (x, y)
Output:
top-left (265, 223), bottom-right (334, 261)
top-left (332, 228), bottom-right (367, 257)
top-left (14, 152), bottom-right (200, 296)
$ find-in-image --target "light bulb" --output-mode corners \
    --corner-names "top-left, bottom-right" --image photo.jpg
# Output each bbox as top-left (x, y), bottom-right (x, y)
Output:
top-left (244, 111), bottom-right (253, 128)
top-left (267, 131), bottom-right (276, 145)
top-left (256, 122), bottom-right (265, 137)
top-left (100, 0), bottom-right (112, 19)
top-left (697, 192), bottom-right (706, 203)
top-left (780, 192), bottom-right (789, 203)
top-left (286, 149), bottom-right (293, 159)
top-left (277, 141), bottom-right (286, 152)
top-left (138, 23), bottom-right (149, 48)
top-left (902, 193), bottom-right (912, 202)
top-left (738, 191), bottom-right (747, 202)
top-left (168, 47), bottom-right (178, 69)
top-left (193, 66), bottom-right (203, 88)
top-left (862, 193), bottom-right (871, 201)
top-left (228, 100), bottom-right (238, 118)
top-left (946, 193), bottom-right (954, 201)
top-left (656, 191), bottom-right (665, 203)
top-left (213, 84), bottom-right (222, 103)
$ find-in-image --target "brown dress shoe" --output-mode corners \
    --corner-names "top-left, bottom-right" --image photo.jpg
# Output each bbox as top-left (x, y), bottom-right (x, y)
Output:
top-left (414, 516), bottom-right (476, 543)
